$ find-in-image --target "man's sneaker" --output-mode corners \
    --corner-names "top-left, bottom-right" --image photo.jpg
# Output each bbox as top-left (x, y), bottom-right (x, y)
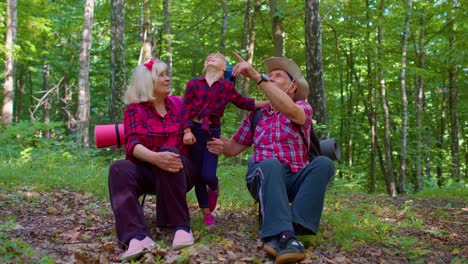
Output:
top-left (203, 212), bottom-right (216, 227)
top-left (262, 237), bottom-right (279, 257)
top-left (207, 187), bottom-right (219, 212)
top-left (276, 236), bottom-right (306, 264)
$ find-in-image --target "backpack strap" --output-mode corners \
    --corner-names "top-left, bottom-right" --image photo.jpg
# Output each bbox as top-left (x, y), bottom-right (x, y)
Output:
top-left (293, 122), bottom-right (321, 161)
top-left (250, 109), bottom-right (264, 137)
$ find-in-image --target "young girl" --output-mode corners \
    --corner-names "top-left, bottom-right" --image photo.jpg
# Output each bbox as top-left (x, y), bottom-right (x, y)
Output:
top-left (182, 53), bottom-right (268, 226)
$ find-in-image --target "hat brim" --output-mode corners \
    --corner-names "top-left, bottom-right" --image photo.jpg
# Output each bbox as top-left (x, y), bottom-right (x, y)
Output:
top-left (263, 57), bottom-right (309, 100)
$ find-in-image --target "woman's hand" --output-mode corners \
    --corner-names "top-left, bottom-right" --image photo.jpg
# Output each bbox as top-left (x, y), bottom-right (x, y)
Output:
top-left (207, 137), bottom-right (224, 156)
top-left (152, 151), bottom-right (184, 173)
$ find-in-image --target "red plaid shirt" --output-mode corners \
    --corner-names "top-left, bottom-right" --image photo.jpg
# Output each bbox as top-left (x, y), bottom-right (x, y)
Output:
top-left (124, 98), bottom-right (186, 162)
top-left (182, 76), bottom-right (255, 130)
top-left (233, 101), bottom-right (313, 172)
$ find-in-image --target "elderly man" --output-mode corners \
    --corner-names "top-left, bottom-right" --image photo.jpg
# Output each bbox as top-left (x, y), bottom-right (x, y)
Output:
top-left (222, 52), bottom-right (335, 264)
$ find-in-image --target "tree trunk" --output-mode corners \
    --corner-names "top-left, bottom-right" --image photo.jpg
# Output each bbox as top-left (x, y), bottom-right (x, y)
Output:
top-left (2, 0), bottom-right (17, 124)
top-left (163, 0), bottom-right (172, 77)
top-left (138, 0), bottom-right (152, 65)
top-left (77, 0), bottom-right (94, 148)
top-left (220, 1), bottom-right (228, 54)
top-left (330, 25), bottom-right (345, 180)
top-left (269, 0), bottom-right (284, 57)
top-left (399, 0), bottom-right (412, 194)
top-left (436, 82), bottom-right (447, 187)
top-left (366, 0), bottom-right (377, 193)
top-left (14, 64), bottom-right (25, 122)
top-left (305, 0), bottom-right (328, 130)
top-left (415, 8), bottom-right (425, 191)
top-left (43, 63), bottom-right (50, 139)
top-left (447, 6), bottom-right (460, 182)
top-left (378, 0), bottom-right (397, 197)
top-left (110, 0), bottom-right (126, 123)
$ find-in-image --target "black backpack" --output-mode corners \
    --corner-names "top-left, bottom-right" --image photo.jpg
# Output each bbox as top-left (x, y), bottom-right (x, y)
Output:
top-left (250, 109), bottom-right (340, 161)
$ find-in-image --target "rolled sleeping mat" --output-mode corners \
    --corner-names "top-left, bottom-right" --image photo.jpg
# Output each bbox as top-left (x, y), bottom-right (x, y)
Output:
top-left (320, 138), bottom-right (341, 161)
top-left (94, 124), bottom-right (125, 148)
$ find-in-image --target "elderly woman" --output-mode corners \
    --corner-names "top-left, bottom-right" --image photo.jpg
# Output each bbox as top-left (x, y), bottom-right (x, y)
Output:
top-left (108, 58), bottom-right (224, 261)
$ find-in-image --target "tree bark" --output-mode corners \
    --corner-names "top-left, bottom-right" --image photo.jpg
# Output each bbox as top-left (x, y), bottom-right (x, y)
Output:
top-left (269, 0), bottom-right (284, 57)
top-left (138, 0), bottom-right (152, 65)
top-left (305, 0), bottom-right (328, 130)
top-left (399, 0), bottom-right (412, 193)
top-left (2, 0), bottom-right (17, 124)
top-left (436, 83), bottom-right (447, 187)
top-left (366, 0), bottom-right (377, 193)
top-left (220, 1), bottom-right (228, 54)
top-left (378, 0), bottom-right (397, 197)
top-left (163, 0), bottom-right (172, 77)
top-left (43, 63), bottom-right (50, 139)
top-left (447, 5), bottom-right (460, 182)
top-left (416, 8), bottom-right (425, 191)
top-left (110, 0), bottom-right (126, 123)
top-left (77, 0), bottom-right (94, 148)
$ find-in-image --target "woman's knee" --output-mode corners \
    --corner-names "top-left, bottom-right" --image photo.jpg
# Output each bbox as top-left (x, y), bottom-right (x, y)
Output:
top-left (108, 160), bottom-right (129, 181)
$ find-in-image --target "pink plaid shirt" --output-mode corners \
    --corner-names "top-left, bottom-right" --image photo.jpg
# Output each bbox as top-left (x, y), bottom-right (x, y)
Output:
top-left (232, 101), bottom-right (313, 172)
top-left (124, 98), bottom-right (186, 162)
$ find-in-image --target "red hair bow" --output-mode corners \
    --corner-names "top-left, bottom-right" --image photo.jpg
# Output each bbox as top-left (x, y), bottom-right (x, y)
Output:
top-left (143, 58), bottom-right (157, 71)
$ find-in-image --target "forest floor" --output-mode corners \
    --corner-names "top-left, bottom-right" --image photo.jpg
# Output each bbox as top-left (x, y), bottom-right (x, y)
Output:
top-left (0, 187), bottom-right (466, 264)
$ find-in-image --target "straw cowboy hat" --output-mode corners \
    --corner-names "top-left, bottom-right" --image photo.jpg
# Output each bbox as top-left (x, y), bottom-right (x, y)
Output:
top-left (263, 57), bottom-right (309, 101)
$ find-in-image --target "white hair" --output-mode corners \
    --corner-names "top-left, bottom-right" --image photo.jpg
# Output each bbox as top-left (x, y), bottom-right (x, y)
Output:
top-left (124, 61), bottom-right (168, 104)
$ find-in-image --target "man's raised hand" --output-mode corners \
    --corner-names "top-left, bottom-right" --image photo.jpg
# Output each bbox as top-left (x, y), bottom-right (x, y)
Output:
top-left (231, 51), bottom-right (260, 80)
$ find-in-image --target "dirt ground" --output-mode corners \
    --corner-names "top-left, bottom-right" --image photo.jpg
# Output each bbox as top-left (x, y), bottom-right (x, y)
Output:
top-left (0, 188), bottom-right (466, 263)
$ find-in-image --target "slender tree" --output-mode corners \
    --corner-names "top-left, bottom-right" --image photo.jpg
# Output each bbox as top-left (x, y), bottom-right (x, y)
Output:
top-left (220, 1), bottom-right (228, 54)
top-left (366, 0), bottom-right (377, 193)
top-left (2, 0), bottom-right (17, 124)
top-left (378, 0), bottom-right (397, 197)
top-left (77, 0), bottom-right (94, 148)
top-left (399, 0), bottom-right (412, 193)
top-left (305, 0), bottom-right (328, 130)
top-left (269, 0), bottom-right (284, 57)
top-left (110, 0), bottom-right (126, 123)
top-left (43, 63), bottom-right (50, 138)
top-left (163, 0), bottom-right (172, 77)
top-left (447, 7), bottom-right (460, 182)
top-left (138, 0), bottom-right (152, 65)
top-left (415, 5), bottom-right (426, 191)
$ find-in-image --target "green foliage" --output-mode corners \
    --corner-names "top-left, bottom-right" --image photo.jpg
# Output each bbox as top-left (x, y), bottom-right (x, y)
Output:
top-left (0, 120), bottom-right (72, 157)
top-left (0, 219), bottom-right (54, 263)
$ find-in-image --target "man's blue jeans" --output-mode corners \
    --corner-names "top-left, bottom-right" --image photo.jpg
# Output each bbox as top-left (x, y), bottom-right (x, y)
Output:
top-left (246, 156), bottom-right (335, 239)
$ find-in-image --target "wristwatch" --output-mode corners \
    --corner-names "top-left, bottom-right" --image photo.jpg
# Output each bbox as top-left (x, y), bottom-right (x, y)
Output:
top-left (257, 73), bottom-right (269, 85)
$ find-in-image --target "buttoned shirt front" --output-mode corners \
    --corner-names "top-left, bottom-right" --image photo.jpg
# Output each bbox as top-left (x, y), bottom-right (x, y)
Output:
top-left (233, 101), bottom-right (313, 172)
top-left (124, 98), bottom-right (186, 162)
top-left (182, 76), bottom-right (255, 130)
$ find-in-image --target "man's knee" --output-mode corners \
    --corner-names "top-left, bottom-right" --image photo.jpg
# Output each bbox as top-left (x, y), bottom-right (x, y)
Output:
top-left (308, 156), bottom-right (336, 183)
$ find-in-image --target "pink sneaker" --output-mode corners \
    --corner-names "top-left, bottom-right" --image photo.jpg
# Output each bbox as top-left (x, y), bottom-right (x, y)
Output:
top-left (208, 187), bottom-right (219, 212)
top-left (203, 212), bottom-right (216, 227)
top-left (120, 236), bottom-right (156, 261)
top-left (172, 230), bottom-right (195, 250)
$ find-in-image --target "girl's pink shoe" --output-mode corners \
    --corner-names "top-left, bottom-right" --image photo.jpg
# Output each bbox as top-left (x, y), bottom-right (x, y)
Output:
top-left (172, 230), bottom-right (194, 250)
top-left (203, 212), bottom-right (216, 227)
